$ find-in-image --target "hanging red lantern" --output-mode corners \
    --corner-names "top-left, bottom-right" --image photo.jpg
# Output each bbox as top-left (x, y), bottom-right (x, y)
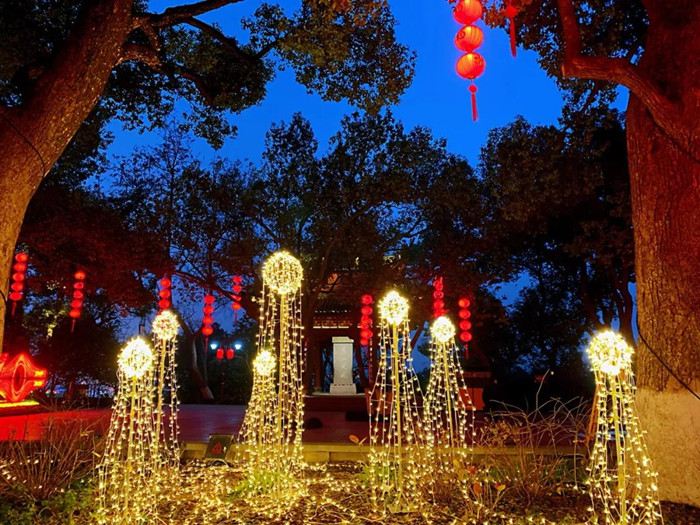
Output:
top-left (226, 348), bottom-right (235, 360)
top-left (9, 252), bottom-right (29, 315)
top-left (453, 0), bottom-right (483, 25)
top-left (158, 277), bottom-right (172, 311)
top-left (359, 294), bottom-right (374, 346)
top-left (202, 294), bottom-right (215, 341)
top-left (455, 25), bottom-right (483, 52)
top-left (453, 0), bottom-right (485, 122)
top-left (69, 270), bottom-right (86, 332)
top-left (216, 348), bottom-right (224, 360)
top-left (231, 275), bottom-right (243, 324)
top-left (504, 1), bottom-right (519, 57)
top-left (458, 296), bottom-right (472, 355)
top-left (432, 277), bottom-right (447, 318)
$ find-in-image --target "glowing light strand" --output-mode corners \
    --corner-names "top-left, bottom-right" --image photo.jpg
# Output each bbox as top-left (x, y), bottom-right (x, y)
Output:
top-left (586, 331), bottom-right (662, 525)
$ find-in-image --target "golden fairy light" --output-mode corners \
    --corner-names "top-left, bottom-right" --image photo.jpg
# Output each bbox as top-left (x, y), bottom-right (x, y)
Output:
top-left (97, 337), bottom-right (159, 524)
top-left (261, 251), bottom-right (303, 295)
top-left (586, 331), bottom-right (662, 525)
top-left (151, 310), bottom-right (181, 473)
top-left (424, 316), bottom-right (476, 495)
top-left (368, 290), bottom-right (429, 512)
top-left (240, 250), bottom-right (305, 501)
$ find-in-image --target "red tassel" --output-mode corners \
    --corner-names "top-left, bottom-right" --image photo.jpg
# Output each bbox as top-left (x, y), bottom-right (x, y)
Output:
top-left (11, 302), bottom-right (17, 316)
top-left (464, 345), bottom-right (470, 360)
top-left (469, 84), bottom-right (478, 121)
top-left (233, 311), bottom-right (238, 325)
top-left (505, 3), bottom-right (519, 58)
top-left (71, 319), bottom-right (76, 333)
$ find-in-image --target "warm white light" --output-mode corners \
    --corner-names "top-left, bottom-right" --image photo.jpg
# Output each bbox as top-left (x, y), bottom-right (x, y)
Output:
top-left (253, 349), bottom-right (276, 377)
top-left (262, 251), bottom-right (303, 295)
top-left (152, 310), bottom-right (179, 342)
top-left (587, 330), bottom-right (633, 376)
top-left (118, 338), bottom-right (154, 379)
top-left (378, 290), bottom-right (409, 325)
top-left (431, 316), bottom-right (455, 344)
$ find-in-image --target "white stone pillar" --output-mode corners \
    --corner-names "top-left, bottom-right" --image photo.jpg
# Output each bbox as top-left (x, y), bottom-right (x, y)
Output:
top-left (330, 336), bottom-right (356, 395)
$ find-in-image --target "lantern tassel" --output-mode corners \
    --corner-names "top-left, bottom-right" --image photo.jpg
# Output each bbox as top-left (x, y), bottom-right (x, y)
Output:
top-left (469, 84), bottom-right (478, 121)
top-left (71, 319), bottom-right (76, 333)
top-left (11, 301), bottom-right (17, 316)
top-left (233, 311), bottom-right (238, 325)
top-left (509, 17), bottom-right (517, 57)
top-left (464, 345), bottom-right (469, 360)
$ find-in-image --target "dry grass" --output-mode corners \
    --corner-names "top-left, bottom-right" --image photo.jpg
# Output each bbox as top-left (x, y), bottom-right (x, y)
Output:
top-left (0, 417), bottom-right (103, 504)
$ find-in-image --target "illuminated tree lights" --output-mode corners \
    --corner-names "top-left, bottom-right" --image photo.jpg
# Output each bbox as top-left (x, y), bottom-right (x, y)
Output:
top-left (368, 290), bottom-right (429, 512)
top-left (424, 316), bottom-right (476, 489)
top-left (240, 251), bottom-right (305, 501)
top-left (151, 310), bottom-right (181, 472)
top-left (586, 331), bottom-right (662, 525)
top-left (97, 337), bottom-right (159, 524)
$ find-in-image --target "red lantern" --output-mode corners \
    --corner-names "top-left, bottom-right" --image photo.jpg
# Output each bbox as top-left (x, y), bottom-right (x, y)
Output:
top-left (69, 270), bottom-right (86, 332)
top-left (216, 348), bottom-right (224, 360)
top-left (158, 276), bottom-right (172, 311)
top-left (226, 348), bottom-right (235, 360)
top-left (458, 296), bottom-right (472, 354)
top-left (201, 293), bottom-right (215, 341)
top-left (9, 252), bottom-right (29, 315)
top-left (505, 2), bottom-right (519, 57)
top-left (359, 294), bottom-right (374, 347)
top-left (453, 0), bottom-right (483, 25)
top-left (453, 0), bottom-right (485, 122)
top-left (432, 277), bottom-right (448, 318)
top-left (455, 25), bottom-right (483, 52)
top-left (231, 275), bottom-right (243, 324)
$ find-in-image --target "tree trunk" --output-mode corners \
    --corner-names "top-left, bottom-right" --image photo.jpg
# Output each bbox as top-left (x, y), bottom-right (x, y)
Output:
top-left (0, 0), bottom-right (134, 352)
top-left (627, 2), bottom-right (700, 506)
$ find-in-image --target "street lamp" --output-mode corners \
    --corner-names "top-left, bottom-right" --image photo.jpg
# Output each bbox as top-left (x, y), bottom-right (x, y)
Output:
top-left (234, 341), bottom-right (243, 352)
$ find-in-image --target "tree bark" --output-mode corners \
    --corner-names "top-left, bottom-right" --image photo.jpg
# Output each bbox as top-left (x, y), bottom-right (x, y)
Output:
top-left (557, 0), bottom-right (700, 505)
top-left (627, 4), bottom-right (700, 505)
top-left (0, 0), bottom-right (135, 352)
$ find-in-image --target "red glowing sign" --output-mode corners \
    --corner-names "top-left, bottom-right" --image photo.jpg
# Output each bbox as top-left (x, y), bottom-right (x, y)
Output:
top-left (0, 353), bottom-right (47, 403)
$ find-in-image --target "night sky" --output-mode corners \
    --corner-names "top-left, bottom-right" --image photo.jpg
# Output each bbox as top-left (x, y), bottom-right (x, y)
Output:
top-left (106, 1), bottom-right (590, 167)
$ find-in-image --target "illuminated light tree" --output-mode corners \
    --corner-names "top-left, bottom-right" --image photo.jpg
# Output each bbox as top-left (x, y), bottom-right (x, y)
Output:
top-left (240, 349), bottom-right (278, 472)
top-left (368, 290), bottom-right (428, 512)
top-left (97, 337), bottom-right (158, 525)
top-left (424, 316), bottom-right (475, 469)
top-left (586, 331), bottom-right (662, 525)
top-left (151, 310), bottom-right (181, 472)
top-left (240, 251), bottom-right (304, 498)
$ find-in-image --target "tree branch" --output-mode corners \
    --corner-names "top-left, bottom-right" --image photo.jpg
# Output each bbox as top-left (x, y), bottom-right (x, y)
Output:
top-left (119, 43), bottom-right (162, 67)
top-left (556, 0), bottom-right (697, 157)
top-left (183, 17), bottom-right (257, 66)
top-left (148, 0), bottom-right (244, 28)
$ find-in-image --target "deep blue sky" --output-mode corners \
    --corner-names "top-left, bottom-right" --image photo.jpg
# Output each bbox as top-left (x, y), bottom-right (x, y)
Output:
top-left (107, 1), bottom-right (579, 167)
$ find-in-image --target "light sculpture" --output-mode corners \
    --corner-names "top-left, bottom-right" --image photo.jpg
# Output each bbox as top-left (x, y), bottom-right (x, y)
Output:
top-left (240, 251), bottom-right (304, 499)
top-left (97, 337), bottom-right (158, 525)
top-left (368, 290), bottom-right (428, 512)
top-left (586, 331), bottom-right (662, 525)
top-left (151, 310), bottom-right (181, 471)
top-left (424, 316), bottom-right (476, 490)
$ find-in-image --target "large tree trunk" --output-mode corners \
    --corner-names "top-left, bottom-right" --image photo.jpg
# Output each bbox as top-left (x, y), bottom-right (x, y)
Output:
top-left (627, 2), bottom-right (700, 506)
top-left (0, 0), bottom-right (134, 352)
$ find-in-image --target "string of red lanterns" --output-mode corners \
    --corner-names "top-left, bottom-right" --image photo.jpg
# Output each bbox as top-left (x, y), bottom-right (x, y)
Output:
top-left (231, 275), bottom-right (243, 324)
top-left (432, 277), bottom-right (446, 318)
top-left (69, 270), bottom-right (86, 333)
top-left (360, 294), bottom-right (374, 347)
top-left (454, 0), bottom-right (486, 121)
top-left (201, 293), bottom-right (215, 343)
top-left (9, 252), bottom-right (29, 316)
top-left (458, 296), bottom-right (473, 357)
top-left (158, 277), bottom-right (172, 311)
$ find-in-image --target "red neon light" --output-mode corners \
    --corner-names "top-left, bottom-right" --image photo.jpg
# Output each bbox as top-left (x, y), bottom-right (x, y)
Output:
top-left (0, 353), bottom-right (47, 403)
